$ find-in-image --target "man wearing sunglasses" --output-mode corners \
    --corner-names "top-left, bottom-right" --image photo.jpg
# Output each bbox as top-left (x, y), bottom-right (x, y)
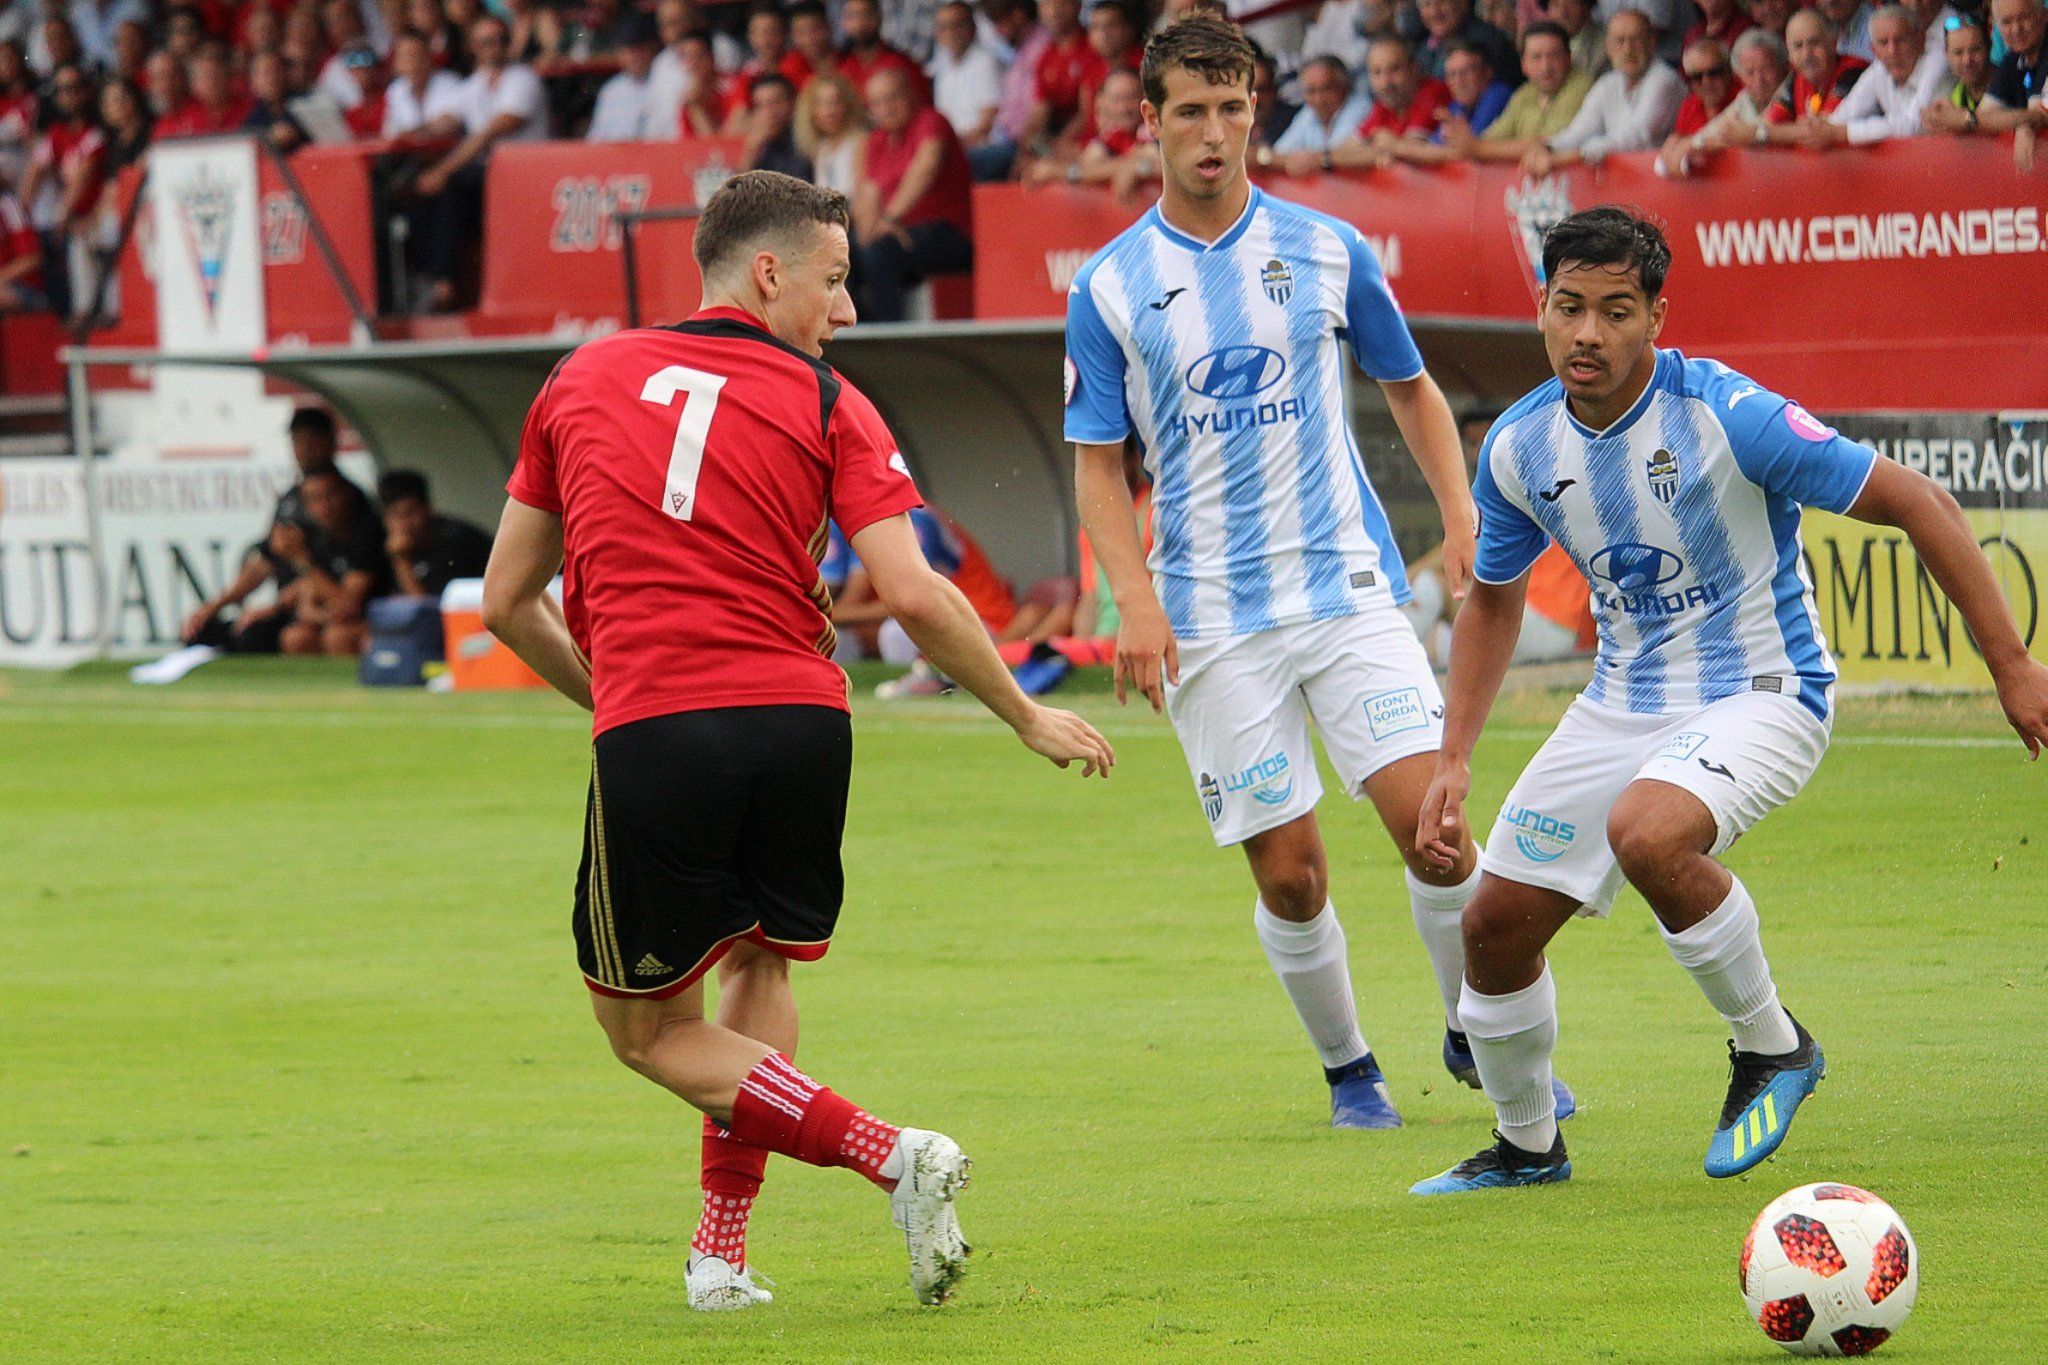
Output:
top-left (1656, 37), bottom-right (1738, 170)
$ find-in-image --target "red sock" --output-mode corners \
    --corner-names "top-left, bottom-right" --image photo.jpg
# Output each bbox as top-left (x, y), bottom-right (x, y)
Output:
top-left (726, 1053), bottom-right (903, 1191)
top-left (691, 1116), bottom-right (769, 1268)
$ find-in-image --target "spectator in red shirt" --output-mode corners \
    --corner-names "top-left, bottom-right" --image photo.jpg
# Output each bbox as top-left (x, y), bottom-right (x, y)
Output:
top-left (1673, 37), bottom-right (1739, 133)
top-left (156, 43), bottom-right (254, 138)
top-left (20, 62), bottom-right (103, 316)
top-left (0, 41), bottom-right (37, 191)
top-left (1762, 5), bottom-right (1867, 133)
top-left (838, 0), bottom-right (929, 103)
top-left (723, 1), bottom-right (812, 133)
top-left (1073, 0), bottom-right (1141, 142)
top-left (789, 0), bottom-right (840, 85)
top-left (1023, 0), bottom-right (1091, 152)
top-left (0, 188), bottom-right (44, 312)
top-left (854, 66), bottom-right (971, 321)
top-left (677, 31), bottom-right (727, 137)
top-left (1330, 36), bottom-right (1449, 167)
top-left (1687, 0), bottom-right (1755, 47)
top-left (1023, 66), bottom-right (1149, 183)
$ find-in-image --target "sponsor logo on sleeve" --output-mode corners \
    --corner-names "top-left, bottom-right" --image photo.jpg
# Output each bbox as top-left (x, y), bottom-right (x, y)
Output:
top-left (1364, 687), bottom-right (1430, 740)
top-left (1063, 355), bottom-right (1077, 407)
top-left (1499, 802), bottom-right (1576, 864)
top-left (1784, 403), bottom-right (1834, 442)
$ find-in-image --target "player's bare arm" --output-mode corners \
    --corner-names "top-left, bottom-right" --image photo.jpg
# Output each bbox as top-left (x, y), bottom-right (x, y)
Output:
top-left (850, 512), bottom-right (1114, 777)
top-left (1844, 458), bottom-right (2048, 756)
top-left (1381, 372), bottom-right (1478, 601)
top-left (1075, 439), bottom-right (1177, 711)
top-left (480, 497), bottom-right (595, 711)
top-left (1417, 570), bottom-right (1529, 871)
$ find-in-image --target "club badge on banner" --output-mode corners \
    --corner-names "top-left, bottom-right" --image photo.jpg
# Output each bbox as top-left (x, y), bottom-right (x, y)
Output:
top-left (146, 137), bottom-right (266, 352)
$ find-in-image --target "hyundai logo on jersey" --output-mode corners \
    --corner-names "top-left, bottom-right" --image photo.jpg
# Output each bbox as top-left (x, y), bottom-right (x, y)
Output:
top-left (1185, 345), bottom-right (1288, 400)
top-left (1588, 542), bottom-right (1723, 615)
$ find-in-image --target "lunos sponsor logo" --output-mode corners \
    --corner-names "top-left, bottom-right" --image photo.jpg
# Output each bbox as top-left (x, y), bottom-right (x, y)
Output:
top-left (1223, 751), bottom-right (1295, 806)
top-left (1170, 345), bottom-right (1304, 440)
top-left (1587, 542), bottom-right (1722, 615)
top-left (1500, 802), bottom-right (1576, 864)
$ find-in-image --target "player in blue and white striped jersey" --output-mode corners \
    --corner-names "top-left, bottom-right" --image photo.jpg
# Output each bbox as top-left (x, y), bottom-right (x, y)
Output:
top-left (1068, 15), bottom-right (1575, 1132)
top-left (1411, 207), bottom-right (2048, 1195)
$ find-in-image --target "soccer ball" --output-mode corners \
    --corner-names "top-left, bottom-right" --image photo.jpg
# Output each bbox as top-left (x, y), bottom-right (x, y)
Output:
top-left (1740, 1183), bottom-right (1918, 1357)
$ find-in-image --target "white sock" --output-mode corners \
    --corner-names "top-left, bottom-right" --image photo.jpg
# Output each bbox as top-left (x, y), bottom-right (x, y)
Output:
top-left (1407, 860), bottom-right (1480, 1032)
top-left (1460, 967), bottom-right (1559, 1154)
top-left (1660, 876), bottom-right (1798, 1055)
top-left (1254, 900), bottom-right (1371, 1071)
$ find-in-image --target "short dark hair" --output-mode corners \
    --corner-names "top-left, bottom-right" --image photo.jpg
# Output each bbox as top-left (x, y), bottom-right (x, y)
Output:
top-left (693, 170), bottom-right (851, 279)
top-left (752, 72), bottom-right (795, 101)
top-left (1140, 12), bottom-right (1257, 108)
top-left (1521, 20), bottom-right (1571, 51)
top-left (787, 0), bottom-right (828, 20)
top-left (377, 469), bottom-right (430, 506)
top-left (1443, 37), bottom-right (1492, 69)
top-left (288, 407), bottom-right (337, 439)
top-left (1541, 206), bottom-right (1673, 298)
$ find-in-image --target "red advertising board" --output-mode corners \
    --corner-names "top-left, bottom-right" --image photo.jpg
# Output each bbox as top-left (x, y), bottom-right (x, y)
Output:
top-left (102, 143), bottom-right (379, 352)
top-left (974, 139), bottom-right (2048, 412)
top-left (477, 138), bottom-right (744, 334)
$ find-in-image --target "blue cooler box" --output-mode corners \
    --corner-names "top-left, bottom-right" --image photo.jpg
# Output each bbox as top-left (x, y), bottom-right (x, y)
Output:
top-left (360, 595), bottom-right (444, 687)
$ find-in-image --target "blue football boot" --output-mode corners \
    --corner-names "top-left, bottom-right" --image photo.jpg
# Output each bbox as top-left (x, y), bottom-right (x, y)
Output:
top-left (1326, 1054), bottom-right (1403, 1129)
top-left (1410, 1129), bottom-right (1571, 1195)
top-left (1704, 1011), bottom-right (1825, 1179)
top-left (1442, 1029), bottom-right (1578, 1121)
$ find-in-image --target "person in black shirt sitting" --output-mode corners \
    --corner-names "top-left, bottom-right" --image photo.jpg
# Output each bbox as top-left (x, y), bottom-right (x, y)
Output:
top-left (376, 469), bottom-right (494, 599)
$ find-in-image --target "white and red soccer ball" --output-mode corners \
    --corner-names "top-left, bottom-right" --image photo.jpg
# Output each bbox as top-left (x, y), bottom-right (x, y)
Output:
top-left (1740, 1183), bottom-right (1918, 1357)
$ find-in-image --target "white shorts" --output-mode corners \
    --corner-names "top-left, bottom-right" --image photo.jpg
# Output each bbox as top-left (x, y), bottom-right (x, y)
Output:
top-left (1480, 691), bottom-right (1830, 918)
top-left (1165, 607), bottom-right (1444, 847)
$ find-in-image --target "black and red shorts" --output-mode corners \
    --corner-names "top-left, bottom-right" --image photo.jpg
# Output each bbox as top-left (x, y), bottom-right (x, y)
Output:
top-left (574, 705), bottom-right (850, 1000)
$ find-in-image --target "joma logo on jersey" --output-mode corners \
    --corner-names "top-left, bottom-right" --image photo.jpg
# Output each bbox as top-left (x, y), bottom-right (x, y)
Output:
top-left (1222, 752), bottom-right (1294, 806)
top-left (1500, 802), bottom-right (1575, 864)
top-left (1185, 345), bottom-right (1287, 399)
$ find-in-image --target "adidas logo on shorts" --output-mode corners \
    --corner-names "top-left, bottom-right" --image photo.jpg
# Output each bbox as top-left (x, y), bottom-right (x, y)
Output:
top-left (633, 953), bottom-right (672, 977)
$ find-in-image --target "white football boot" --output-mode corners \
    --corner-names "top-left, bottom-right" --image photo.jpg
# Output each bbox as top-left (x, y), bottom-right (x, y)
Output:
top-left (685, 1253), bottom-right (774, 1312)
top-left (887, 1128), bottom-right (972, 1305)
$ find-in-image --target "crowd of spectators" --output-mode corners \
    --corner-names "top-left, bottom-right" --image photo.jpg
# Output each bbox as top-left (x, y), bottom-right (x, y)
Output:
top-left (0, 0), bottom-right (2039, 322)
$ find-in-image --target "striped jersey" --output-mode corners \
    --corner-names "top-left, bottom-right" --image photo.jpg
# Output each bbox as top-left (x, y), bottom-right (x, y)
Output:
top-left (1474, 349), bottom-right (1877, 722)
top-left (1063, 186), bottom-right (1425, 641)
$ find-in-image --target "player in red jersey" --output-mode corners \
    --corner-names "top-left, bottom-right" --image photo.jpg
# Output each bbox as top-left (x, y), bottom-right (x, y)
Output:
top-left (482, 171), bottom-right (1113, 1312)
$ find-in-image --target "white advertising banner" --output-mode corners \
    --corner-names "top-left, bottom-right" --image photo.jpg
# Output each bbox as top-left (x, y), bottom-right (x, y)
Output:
top-left (147, 137), bottom-right (266, 353)
top-left (0, 454), bottom-right (300, 667)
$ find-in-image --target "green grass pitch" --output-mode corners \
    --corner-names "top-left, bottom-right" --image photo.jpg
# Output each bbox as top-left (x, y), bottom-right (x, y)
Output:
top-left (2, 662), bottom-right (2043, 1361)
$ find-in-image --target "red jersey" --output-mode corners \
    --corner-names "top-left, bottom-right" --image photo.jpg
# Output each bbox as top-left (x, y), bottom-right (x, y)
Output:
top-left (36, 121), bottom-right (106, 216)
top-left (865, 106), bottom-right (971, 234)
top-left (156, 98), bottom-right (255, 138)
top-left (838, 44), bottom-right (930, 103)
top-left (1767, 56), bottom-right (1868, 121)
top-left (1673, 87), bottom-right (1733, 136)
top-left (1359, 79), bottom-right (1450, 138)
top-left (506, 309), bottom-right (923, 734)
top-left (1034, 31), bottom-right (1098, 123)
top-left (0, 193), bottom-right (40, 295)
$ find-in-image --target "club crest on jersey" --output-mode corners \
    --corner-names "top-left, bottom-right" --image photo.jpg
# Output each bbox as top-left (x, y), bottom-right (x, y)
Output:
top-left (1198, 772), bottom-right (1223, 823)
top-left (1646, 447), bottom-right (1679, 504)
top-left (1259, 257), bottom-right (1293, 305)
